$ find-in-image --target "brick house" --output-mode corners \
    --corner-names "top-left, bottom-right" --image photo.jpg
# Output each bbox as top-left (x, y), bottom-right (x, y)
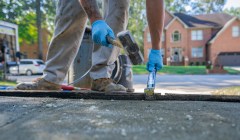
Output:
top-left (144, 10), bottom-right (240, 66)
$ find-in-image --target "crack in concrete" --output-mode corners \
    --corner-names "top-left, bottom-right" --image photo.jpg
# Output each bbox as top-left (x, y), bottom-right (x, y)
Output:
top-left (0, 99), bottom-right (58, 128)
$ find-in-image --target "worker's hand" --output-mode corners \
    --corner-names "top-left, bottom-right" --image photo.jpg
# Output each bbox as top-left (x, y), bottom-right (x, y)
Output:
top-left (147, 49), bottom-right (163, 72)
top-left (92, 20), bottom-right (115, 48)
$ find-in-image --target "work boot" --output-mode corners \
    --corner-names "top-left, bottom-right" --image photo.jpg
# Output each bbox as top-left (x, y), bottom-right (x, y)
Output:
top-left (91, 78), bottom-right (126, 92)
top-left (15, 78), bottom-right (61, 90)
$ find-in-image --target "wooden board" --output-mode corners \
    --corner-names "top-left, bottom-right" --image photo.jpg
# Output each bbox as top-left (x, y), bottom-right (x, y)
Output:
top-left (0, 90), bottom-right (240, 102)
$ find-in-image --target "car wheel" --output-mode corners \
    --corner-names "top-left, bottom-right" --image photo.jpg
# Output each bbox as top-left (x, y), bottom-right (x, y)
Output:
top-left (26, 70), bottom-right (32, 76)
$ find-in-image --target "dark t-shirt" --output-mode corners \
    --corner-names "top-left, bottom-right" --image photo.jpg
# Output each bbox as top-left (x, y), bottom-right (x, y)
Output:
top-left (16, 51), bottom-right (22, 59)
top-left (0, 44), bottom-right (5, 62)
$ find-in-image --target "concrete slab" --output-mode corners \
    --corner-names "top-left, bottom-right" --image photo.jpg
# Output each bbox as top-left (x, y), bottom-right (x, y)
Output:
top-left (0, 97), bottom-right (240, 140)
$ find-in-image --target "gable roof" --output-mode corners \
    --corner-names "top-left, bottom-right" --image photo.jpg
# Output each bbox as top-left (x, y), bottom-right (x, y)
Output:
top-left (164, 10), bottom-right (175, 28)
top-left (166, 9), bottom-right (175, 19)
top-left (174, 13), bottom-right (224, 28)
top-left (208, 17), bottom-right (238, 44)
top-left (164, 16), bottom-right (189, 29)
top-left (165, 12), bottom-right (229, 29)
top-left (146, 11), bottom-right (235, 39)
top-left (194, 13), bottom-right (233, 26)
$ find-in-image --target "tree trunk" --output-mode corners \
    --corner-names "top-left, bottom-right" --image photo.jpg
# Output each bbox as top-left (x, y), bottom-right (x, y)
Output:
top-left (36, 0), bottom-right (43, 60)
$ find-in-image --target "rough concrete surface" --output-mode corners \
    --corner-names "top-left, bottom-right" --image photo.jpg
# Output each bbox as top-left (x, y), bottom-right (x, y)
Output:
top-left (0, 97), bottom-right (240, 140)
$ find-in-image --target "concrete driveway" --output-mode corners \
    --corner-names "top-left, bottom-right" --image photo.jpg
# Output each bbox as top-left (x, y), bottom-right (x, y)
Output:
top-left (0, 97), bottom-right (240, 140)
top-left (2, 74), bottom-right (240, 140)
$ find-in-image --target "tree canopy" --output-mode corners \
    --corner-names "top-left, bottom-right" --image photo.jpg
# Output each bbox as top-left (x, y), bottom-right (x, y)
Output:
top-left (0, 0), bottom-right (229, 53)
top-left (224, 7), bottom-right (240, 17)
top-left (0, 0), bottom-right (57, 44)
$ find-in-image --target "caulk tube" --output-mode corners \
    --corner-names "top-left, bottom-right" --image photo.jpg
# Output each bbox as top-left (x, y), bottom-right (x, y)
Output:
top-left (147, 68), bottom-right (157, 88)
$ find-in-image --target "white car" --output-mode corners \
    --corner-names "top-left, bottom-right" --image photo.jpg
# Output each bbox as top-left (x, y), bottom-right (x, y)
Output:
top-left (9, 59), bottom-right (46, 76)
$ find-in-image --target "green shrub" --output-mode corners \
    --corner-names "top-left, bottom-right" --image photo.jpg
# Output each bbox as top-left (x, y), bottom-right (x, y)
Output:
top-left (206, 65), bottom-right (211, 69)
top-left (196, 62), bottom-right (200, 66)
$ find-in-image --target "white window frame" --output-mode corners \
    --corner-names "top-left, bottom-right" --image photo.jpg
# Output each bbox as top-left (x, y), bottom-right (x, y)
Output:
top-left (191, 47), bottom-right (203, 58)
top-left (172, 30), bottom-right (181, 42)
top-left (162, 32), bottom-right (165, 42)
top-left (232, 26), bottom-right (240, 37)
top-left (191, 30), bottom-right (203, 41)
top-left (147, 33), bottom-right (151, 42)
top-left (161, 48), bottom-right (165, 57)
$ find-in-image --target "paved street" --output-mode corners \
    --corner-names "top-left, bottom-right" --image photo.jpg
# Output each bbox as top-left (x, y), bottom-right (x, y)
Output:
top-left (133, 74), bottom-right (240, 94)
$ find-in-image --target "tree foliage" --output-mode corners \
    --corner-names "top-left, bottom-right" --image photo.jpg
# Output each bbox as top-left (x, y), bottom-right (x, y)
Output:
top-left (224, 7), bottom-right (240, 18)
top-left (17, 12), bottom-right (38, 45)
top-left (128, 0), bottom-right (146, 51)
top-left (0, 0), bottom-right (228, 53)
top-left (190, 0), bottom-right (227, 14)
top-left (165, 0), bottom-right (227, 14)
top-left (165, 0), bottom-right (189, 13)
top-left (0, 0), bottom-right (57, 45)
top-left (0, 0), bottom-right (34, 23)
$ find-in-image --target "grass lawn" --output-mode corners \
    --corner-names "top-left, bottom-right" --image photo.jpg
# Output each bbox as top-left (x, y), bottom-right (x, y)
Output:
top-left (132, 65), bottom-right (240, 75)
top-left (0, 71), bottom-right (17, 86)
top-left (212, 86), bottom-right (240, 96)
top-left (0, 80), bottom-right (17, 86)
top-left (224, 68), bottom-right (240, 75)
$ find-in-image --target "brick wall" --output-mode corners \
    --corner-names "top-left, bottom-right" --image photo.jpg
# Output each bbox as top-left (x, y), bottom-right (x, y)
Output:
top-left (165, 19), bottom-right (188, 63)
top-left (209, 19), bottom-right (240, 65)
top-left (188, 28), bottom-right (212, 64)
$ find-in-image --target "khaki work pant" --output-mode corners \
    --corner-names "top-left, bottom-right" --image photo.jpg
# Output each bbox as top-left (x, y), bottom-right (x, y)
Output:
top-left (42, 0), bottom-right (130, 84)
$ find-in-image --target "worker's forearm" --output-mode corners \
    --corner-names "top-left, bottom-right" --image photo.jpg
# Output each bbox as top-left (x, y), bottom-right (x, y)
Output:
top-left (79, 0), bottom-right (102, 23)
top-left (146, 0), bottom-right (165, 50)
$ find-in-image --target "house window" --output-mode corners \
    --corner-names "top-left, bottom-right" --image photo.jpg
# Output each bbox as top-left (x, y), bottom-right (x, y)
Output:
top-left (162, 32), bottom-right (165, 42)
top-left (192, 47), bottom-right (203, 58)
top-left (161, 48), bottom-right (165, 58)
top-left (191, 30), bottom-right (203, 40)
top-left (147, 33), bottom-right (151, 42)
top-left (172, 31), bottom-right (181, 42)
top-left (232, 26), bottom-right (240, 37)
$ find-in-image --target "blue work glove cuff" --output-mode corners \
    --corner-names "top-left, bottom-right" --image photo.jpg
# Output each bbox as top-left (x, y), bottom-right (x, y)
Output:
top-left (150, 49), bottom-right (161, 55)
top-left (91, 20), bottom-right (115, 48)
top-left (92, 20), bottom-right (104, 27)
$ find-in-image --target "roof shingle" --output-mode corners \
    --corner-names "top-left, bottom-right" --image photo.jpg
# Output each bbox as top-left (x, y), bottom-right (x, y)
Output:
top-left (172, 12), bottom-right (233, 28)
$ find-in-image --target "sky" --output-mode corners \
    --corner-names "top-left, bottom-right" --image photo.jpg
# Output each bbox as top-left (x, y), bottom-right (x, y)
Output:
top-left (224, 0), bottom-right (240, 9)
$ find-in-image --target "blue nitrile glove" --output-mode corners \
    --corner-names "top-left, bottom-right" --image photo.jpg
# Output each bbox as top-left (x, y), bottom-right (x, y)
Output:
top-left (92, 20), bottom-right (115, 48)
top-left (147, 49), bottom-right (163, 72)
